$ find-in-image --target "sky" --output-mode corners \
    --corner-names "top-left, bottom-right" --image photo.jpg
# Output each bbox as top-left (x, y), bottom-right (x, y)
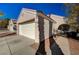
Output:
top-left (0, 3), bottom-right (67, 20)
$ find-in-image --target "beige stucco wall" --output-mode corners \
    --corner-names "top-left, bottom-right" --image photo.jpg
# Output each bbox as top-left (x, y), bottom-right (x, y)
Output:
top-left (35, 15), bottom-right (39, 43)
top-left (50, 14), bottom-right (65, 31)
top-left (17, 8), bottom-right (36, 23)
top-left (35, 16), bottom-right (53, 43)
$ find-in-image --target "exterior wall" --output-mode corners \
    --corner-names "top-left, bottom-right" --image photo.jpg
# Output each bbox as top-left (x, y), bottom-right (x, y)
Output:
top-left (17, 8), bottom-right (36, 23)
top-left (35, 16), bottom-right (54, 43)
top-left (41, 19), bottom-right (54, 39)
top-left (50, 14), bottom-right (65, 31)
top-left (44, 19), bottom-right (50, 39)
top-left (18, 23), bottom-right (35, 40)
top-left (35, 15), bottom-right (39, 43)
top-left (17, 8), bottom-right (37, 41)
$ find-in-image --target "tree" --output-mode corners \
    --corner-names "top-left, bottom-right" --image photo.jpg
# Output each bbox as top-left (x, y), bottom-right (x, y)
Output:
top-left (0, 18), bottom-right (10, 29)
top-left (64, 4), bottom-right (79, 32)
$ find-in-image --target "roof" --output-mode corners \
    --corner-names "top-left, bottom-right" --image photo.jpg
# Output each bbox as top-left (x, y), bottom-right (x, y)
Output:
top-left (17, 8), bottom-right (56, 24)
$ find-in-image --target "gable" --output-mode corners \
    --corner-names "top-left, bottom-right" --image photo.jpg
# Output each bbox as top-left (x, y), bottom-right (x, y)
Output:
top-left (17, 8), bottom-right (37, 24)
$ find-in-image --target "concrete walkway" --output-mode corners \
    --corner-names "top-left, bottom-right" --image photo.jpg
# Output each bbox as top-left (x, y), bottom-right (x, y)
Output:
top-left (45, 36), bottom-right (70, 55)
top-left (55, 36), bottom-right (71, 55)
top-left (0, 34), bottom-right (36, 55)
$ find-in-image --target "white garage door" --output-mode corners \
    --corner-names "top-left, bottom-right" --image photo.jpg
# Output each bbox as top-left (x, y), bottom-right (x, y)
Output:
top-left (19, 23), bottom-right (35, 40)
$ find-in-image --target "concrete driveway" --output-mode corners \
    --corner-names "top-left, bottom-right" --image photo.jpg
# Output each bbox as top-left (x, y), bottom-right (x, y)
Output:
top-left (0, 33), bottom-right (79, 55)
top-left (0, 34), bottom-right (36, 55)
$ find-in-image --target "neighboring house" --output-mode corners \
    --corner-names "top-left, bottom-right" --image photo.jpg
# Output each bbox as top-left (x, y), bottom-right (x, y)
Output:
top-left (8, 19), bottom-right (17, 32)
top-left (17, 8), bottom-right (56, 43)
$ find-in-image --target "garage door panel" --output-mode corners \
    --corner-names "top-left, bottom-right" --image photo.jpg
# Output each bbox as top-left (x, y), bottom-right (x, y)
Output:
top-left (19, 23), bottom-right (35, 40)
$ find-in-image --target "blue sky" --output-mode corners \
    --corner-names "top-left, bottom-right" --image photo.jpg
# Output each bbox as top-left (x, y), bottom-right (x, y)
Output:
top-left (0, 3), bottom-right (66, 20)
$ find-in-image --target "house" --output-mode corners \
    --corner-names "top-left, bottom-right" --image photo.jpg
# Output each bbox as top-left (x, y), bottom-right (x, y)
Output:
top-left (17, 8), bottom-right (56, 43)
top-left (8, 19), bottom-right (17, 32)
top-left (17, 8), bottom-right (71, 55)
